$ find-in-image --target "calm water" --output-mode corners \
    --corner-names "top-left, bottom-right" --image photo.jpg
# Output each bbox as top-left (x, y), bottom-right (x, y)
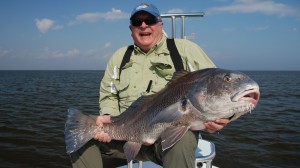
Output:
top-left (0, 70), bottom-right (299, 168)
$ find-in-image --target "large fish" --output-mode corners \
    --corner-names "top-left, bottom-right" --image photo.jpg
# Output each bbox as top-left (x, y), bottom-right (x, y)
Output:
top-left (65, 68), bottom-right (260, 162)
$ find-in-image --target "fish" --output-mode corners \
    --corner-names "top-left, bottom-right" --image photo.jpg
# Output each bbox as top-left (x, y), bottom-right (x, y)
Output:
top-left (64, 68), bottom-right (260, 162)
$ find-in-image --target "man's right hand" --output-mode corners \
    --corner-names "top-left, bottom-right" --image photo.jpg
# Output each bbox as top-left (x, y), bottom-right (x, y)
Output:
top-left (94, 115), bottom-right (112, 143)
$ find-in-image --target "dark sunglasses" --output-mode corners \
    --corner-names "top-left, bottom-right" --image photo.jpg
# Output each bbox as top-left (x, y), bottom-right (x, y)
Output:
top-left (130, 17), bottom-right (160, 27)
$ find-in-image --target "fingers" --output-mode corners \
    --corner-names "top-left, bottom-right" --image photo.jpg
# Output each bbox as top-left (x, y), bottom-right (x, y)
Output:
top-left (96, 115), bottom-right (112, 127)
top-left (94, 131), bottom-right (112, 143)
top-left (94, 115), bottom-right (112, 143)
top-left (204, 122), bottom-right (222, 133)
top-left (215, 118), bottom-right (230, 125)
top-left (204, 118), bottom-right (230, 133)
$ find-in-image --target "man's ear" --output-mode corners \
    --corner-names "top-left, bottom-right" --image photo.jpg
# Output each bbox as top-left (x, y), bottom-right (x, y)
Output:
top-left (160, 22), bottom-right (164, 28)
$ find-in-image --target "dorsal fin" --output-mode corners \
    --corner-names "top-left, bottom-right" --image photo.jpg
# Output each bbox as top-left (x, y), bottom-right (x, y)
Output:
top-left (111, 95), bottom-right (153, 123)
top-left (166, 70), bottom-right (189, 87)
top-left (171, 70), bottom-right (189, 80)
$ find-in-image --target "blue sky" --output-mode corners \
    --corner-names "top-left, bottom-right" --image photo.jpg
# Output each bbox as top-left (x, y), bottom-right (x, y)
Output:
top-left (0, 0), bottom-right (299, 70)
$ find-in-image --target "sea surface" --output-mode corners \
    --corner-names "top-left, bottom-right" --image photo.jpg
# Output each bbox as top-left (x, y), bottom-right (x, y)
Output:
top-left (0, 70), bottom-right (299, 168)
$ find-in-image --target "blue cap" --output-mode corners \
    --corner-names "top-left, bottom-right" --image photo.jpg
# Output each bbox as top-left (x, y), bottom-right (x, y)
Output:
top-left (130, 3), bottom-right (160, 19)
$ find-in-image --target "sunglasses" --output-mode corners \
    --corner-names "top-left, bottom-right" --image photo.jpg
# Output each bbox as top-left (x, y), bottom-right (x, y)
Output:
top-left (130, 17), bottom-right (160, 27)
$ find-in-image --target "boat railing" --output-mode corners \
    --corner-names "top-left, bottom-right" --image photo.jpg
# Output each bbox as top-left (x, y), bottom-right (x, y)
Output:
top-left (160, 12), bottom-right (205, 39)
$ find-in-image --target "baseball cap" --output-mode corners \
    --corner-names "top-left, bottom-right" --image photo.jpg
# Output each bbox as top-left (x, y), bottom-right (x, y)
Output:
top-left (130, 3), bottom-right (161, 19)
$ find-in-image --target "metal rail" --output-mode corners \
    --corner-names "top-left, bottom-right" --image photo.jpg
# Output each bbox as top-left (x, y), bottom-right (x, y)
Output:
top-left (160, 12), bottom-right (205, 39)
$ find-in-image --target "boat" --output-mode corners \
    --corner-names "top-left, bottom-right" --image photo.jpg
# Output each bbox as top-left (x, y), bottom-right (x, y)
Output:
top-left (119, 137), bottom-right (217, 168)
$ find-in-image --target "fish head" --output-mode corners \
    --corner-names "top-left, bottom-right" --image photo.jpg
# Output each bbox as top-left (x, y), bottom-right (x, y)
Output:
top-left (188, 68), bottom-right (260, 122)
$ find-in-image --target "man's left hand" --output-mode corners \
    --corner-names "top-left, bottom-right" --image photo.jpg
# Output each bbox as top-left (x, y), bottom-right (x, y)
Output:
top-left (204, 118), bottom-right (230, 133)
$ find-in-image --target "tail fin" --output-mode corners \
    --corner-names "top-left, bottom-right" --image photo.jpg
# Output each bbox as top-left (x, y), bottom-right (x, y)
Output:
top-left (64, 108), bottom-right (98, 153)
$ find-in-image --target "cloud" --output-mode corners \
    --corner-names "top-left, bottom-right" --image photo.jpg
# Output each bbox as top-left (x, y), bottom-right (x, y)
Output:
top-left (53, 24), bottom-right (64, 30)
top-left (103, 43), bottom-right (112, 48)
top-left (291, 27), bottom-right (298, 32)
top-left (207, 0), bottom-right (300, 19)
top-left (35, 18), bottom-right (55, 33)
top-left (248, 26), bottom-right (269, 31)
top-left (43, 48), bottom-right (80, 58)
top-left (35, 18), bottom-right (64, 33)
top-left (0, 48), bottom-right (11, 58)
top-left (76, 12), bottom-right (102, 23)
top-left (166, 8), bottom-right (185, 13)
top-left (223, 28), bottom-right (235, 32)
top-left (76, 8), bottom-right (129, 23)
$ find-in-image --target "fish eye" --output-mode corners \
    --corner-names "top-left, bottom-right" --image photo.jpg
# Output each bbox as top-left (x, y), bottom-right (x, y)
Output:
top-left (224, 75), bottom-right (231, 82)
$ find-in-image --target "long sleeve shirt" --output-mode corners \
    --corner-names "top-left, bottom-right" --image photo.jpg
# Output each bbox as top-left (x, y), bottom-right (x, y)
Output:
top-left (99, 36), bottom-right (216, 116)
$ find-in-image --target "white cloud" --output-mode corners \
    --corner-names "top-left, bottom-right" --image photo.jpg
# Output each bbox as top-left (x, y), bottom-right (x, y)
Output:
top-left (223, 28), bottom-right (235, 32)
top-left (248, 26), bottom-right (269, 31)
top-left (76, 8), bottom-right (129, 23)
top-left (106, 8), bottom-right (130, 20)
top-left (166, 8), bottom-right (185, 13)
top-left (103, 43), bottom-right (112, 48)
top-left (53, 24), bottom-right (64, 30)
top-left (207, 0), bottom-right (300, 19)
top-left (76, 12), bottom-right (102, 23)
top-left (66, 49), bottom-right (80, 57)
top-left (0, 48), bottom-right (11, 58)
top-left (35, 18), bottom-right (55, 33)
top-left (291, 27), bottom-right (298, 32)
top-left (43, 48), bottom-right (80, 58)
top-left (35, 18), bottom-right (64, 33)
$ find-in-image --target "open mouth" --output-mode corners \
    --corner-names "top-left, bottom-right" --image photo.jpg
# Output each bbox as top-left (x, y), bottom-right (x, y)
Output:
top-left (232, 88), bottom-right (260, 106)
top-left (140, 32), bottom-right (151, 36)
top-left (228, 114), bottom-right (235, 120)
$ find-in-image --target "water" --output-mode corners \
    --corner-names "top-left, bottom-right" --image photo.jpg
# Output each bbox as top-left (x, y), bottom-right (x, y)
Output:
top-left (0, 70), bottom-right (299, 168)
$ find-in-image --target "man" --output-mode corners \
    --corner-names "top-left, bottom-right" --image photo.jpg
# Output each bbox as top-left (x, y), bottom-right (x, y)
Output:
top-left (71, 3), bottom-right (229, 168)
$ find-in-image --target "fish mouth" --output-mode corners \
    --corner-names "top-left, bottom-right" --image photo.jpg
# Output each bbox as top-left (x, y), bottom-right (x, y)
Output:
top-left (226, 87), bottom-right (260, 121)
top-left (231, 87), bottom-right (260, 106)
top-left (228, 114), bottom-right (235, 120)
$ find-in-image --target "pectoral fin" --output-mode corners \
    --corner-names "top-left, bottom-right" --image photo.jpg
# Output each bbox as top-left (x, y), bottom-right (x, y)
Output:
top-left (123, 141), bottom-right (142, 163)
top-left (160, 126), bottom-right (189, 151)
top-left (150, 102), bottom-right (183, 125)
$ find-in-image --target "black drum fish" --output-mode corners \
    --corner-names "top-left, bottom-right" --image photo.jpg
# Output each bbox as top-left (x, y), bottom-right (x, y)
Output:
top-left (65, 68), bottom-right (260, 162)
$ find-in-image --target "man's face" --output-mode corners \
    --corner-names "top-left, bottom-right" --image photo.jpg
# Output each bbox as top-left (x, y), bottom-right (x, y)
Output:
top-left (129, 11), bottom-right (163, 52)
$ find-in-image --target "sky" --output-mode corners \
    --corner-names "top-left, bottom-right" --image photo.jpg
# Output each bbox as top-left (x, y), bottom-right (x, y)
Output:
top-left (0, 0), bottom-right (299, 71)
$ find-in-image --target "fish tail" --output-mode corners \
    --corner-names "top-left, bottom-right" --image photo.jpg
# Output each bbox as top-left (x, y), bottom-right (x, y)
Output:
top-left (64, 108), bottom-right (98, 154)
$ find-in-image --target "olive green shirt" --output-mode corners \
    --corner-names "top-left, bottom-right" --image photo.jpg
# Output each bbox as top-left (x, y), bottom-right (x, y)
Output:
top-left (99, 36), bottom-right (216, 116)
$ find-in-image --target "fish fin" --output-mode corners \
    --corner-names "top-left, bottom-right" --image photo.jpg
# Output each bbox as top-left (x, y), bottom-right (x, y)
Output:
top-left (163, 71), bottom-right (189, 87)
top-left (171, 71), bottom-right (189, 81)
top-left (112, 96), bottom-right (151, 123)
top-left (123, 141), bottom-right (142, 163)
top-left (150, 102), bottom-right (182, 125)
top-left (161, 126), bottom-right (189, 151)
top-left (64, 108), bottom-right (98, 153)
top-left (150, 98), bottom-right (191, 125)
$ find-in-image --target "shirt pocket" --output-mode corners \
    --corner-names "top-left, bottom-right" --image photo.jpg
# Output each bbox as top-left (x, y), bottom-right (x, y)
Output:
top-left (150, 57), bottom-right (175, 81)
top-left (151, 80), bottom-right (168, 93)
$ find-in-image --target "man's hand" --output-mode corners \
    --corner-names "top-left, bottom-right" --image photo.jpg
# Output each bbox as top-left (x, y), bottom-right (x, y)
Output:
top-left (204, 118), bottom-right (230, 133)
top-left (94, 115), bottom-right (112, 143)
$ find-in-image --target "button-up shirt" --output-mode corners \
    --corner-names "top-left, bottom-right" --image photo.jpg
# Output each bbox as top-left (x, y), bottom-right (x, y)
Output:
top-left (99, 36), bottom-right (216, 116)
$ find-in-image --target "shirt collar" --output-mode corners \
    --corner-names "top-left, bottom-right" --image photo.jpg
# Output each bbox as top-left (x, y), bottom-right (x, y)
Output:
top-left (133, 35), bottom-right (168, 55)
